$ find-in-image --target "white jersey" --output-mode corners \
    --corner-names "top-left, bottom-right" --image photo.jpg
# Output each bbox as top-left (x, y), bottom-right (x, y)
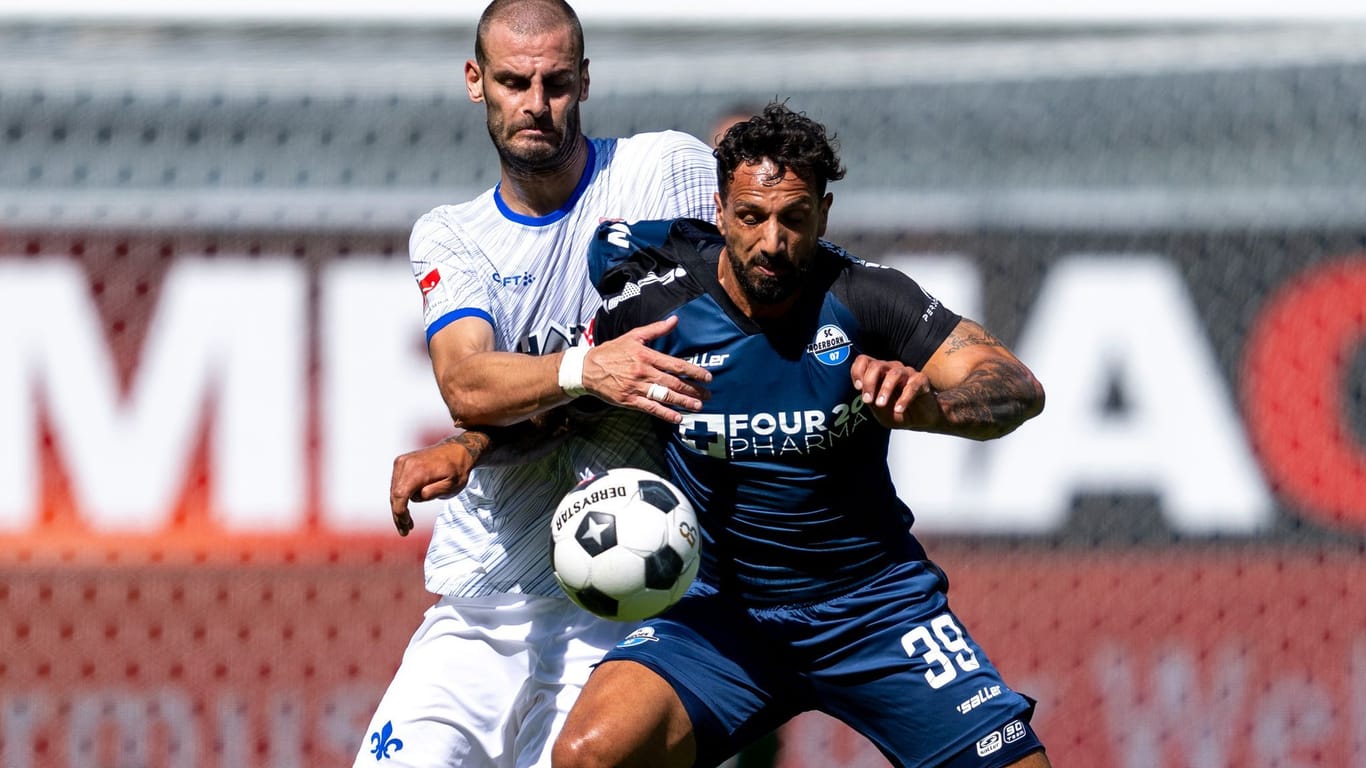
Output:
top-left (410, 130), bottom-right (717, 597)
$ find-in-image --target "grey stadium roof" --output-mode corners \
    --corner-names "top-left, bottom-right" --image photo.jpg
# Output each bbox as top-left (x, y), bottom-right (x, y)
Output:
top-left (2, 21), bottom-right (1364, 232)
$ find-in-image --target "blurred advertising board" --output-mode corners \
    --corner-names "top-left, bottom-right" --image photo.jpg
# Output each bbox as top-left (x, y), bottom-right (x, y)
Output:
top-left (1, 226), bottom-right (1363, 765)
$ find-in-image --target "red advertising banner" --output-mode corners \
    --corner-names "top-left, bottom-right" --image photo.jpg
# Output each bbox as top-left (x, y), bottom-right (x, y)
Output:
top-left (1, 546), bottom-right (1359, 767)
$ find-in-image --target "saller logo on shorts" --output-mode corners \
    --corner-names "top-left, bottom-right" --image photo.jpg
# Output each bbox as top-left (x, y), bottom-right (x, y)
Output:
top-left (976, 730), bottom-right (1003, 757)
top-left (617, 627), bottom-right (660, 648)
top-left (1003, 720), bottom-right (1026, 744)
top-left (957, 684), bottom-right (1002, 715)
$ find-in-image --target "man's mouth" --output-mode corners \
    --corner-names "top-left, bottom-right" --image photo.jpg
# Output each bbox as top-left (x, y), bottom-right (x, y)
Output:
top-left (752, 258), bottom-right (788, 277)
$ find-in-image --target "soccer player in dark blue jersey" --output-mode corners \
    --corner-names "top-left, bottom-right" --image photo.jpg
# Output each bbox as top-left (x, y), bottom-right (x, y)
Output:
top-left (551, 104), bottom-right (1049, 768)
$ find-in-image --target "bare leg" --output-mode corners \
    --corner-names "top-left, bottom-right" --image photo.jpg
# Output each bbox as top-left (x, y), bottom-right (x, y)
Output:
top-left (552, 660), bottom-right (696, 768)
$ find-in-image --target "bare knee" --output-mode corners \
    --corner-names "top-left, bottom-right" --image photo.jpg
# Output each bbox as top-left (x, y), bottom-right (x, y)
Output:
top-left (552, 660), bottom-right (694, 768)
top-left (551, 726), bottom-right (615, 768)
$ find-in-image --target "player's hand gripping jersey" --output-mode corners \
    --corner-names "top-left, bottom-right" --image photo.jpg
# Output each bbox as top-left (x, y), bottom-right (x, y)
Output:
top-left (410, 133), bottom-right (715, 598)
top-left (588, 218), bottom-right (962, 606)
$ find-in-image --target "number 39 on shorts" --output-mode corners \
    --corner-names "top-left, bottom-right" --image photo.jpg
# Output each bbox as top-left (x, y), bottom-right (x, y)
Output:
top-left (900, 613), bottom-right (981, 689)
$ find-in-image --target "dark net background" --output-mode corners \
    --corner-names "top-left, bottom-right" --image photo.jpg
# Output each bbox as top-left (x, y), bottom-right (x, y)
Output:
top-left (2, 21), bottom-right (1365, 767)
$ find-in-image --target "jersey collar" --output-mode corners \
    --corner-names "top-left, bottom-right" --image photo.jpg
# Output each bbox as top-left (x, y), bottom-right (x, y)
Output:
top-left (492, 140), bottom-right (598, 227)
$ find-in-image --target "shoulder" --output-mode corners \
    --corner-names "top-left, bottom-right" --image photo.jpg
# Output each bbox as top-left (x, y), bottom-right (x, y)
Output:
top-left (417, 185), bottom-right (498, 225)
top-left (411, 190), bottom-right (496, 243)
top-left (589, 218), bottom-right (713, 324)
top-left (826, 244), bottom-right (954, 326)
top-left (614, 129), bottom-right (711, 155)
top-left (827, 245), bottom-right (917, 297)
top-left (589, 217), bottom-right (720, 288)
top-left (603, 130), bottom-right (713, 169)
top-left (588, 218), bottom-right (687, 290)
top-left (823, 245), bottom-right (961, 364)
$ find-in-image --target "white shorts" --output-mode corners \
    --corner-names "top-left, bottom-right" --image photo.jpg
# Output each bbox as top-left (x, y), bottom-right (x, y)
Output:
top-left (354, 593), bottom-right (635, 768)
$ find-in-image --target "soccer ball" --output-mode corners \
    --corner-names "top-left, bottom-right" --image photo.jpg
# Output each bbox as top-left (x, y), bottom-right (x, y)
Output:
top-left (550, 467), bottom-right (701, 621)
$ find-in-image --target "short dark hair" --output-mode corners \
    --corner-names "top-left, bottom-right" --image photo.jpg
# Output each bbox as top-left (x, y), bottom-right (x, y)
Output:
top-left (713, 102), bottom-right (846, 199)
top-left (475, 0), bottom-right (584, 67)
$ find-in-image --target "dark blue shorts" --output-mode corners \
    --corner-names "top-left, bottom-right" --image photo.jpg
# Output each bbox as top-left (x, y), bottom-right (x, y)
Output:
top-left (599, 560), bottom-right (1044, 768)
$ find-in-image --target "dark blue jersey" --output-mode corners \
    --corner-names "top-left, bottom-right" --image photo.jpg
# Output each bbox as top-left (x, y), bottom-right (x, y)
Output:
top-left (588, 218), bottom-right (961, 606)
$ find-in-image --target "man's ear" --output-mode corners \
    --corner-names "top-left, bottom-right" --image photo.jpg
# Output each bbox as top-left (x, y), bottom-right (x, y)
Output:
top-left (465, 60), bottom-right (484, 103)
top-left (817, 192), bottom-right (833, 237)
top-left (579, 58), bottom-right (590, 102)
top-left (713, 191), bottom-right (726, 235)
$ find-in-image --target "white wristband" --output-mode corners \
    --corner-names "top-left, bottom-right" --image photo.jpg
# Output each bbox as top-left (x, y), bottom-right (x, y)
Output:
top-left (558, 345), bottom-right (589, 397)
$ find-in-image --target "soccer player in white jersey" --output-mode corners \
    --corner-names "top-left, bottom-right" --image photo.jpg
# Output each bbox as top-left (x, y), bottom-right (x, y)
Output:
top-left (353, 2), bottom-right (718, 767)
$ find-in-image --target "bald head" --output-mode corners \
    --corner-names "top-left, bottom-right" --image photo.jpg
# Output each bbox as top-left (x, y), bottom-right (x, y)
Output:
top-left (476, 0), bottom-right (584, 67)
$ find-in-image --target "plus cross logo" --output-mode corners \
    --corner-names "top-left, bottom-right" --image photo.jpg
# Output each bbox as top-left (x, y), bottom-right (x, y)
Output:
top-left (679, 415), bottom-right (726, 458)
top-left (369, 721), bottom-right (404, 761)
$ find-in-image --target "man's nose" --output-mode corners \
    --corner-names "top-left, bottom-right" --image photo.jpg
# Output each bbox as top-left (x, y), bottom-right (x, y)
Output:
top-left (758, 220), bottom-right (787, 254)
top-left (525, 81), bottom-right (549, 116)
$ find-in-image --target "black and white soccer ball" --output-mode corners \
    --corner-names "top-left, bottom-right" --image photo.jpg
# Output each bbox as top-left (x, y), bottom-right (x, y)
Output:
top-left (550, 467), bottom-right (701, 621)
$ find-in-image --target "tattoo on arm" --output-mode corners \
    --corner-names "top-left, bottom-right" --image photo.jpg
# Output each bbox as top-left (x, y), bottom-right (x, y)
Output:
top-left (940, 326), bottom-right (1005, 355)
top-left (459, 406), bottom-right (578, 467)
top-left (448, 430), bottom-right (492, 464)
top-left (935, 358), bottom-right (1044, 440)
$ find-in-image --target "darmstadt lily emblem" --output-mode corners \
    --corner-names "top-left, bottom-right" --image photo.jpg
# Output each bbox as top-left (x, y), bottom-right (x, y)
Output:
top-left (369, 720), bottom-right (404, 761)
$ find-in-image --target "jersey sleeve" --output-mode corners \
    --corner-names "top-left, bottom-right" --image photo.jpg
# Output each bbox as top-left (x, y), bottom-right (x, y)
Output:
top-left (587, 218), bottom-right (678, 292)
top-left (840, 260), bottom-right (962, 369)
top-left (586, 218), bottom-right (686, 347)
top-left (409, 210), bottom-right (495, 344)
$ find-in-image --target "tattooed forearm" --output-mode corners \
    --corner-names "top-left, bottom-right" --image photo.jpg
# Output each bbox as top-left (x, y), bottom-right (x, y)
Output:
top-left (934, 358), bottom-right (1045, 440)
top-left (456, 406), bottom-right (577, 467)
top-left (446, 430), bottom-right (493, 464)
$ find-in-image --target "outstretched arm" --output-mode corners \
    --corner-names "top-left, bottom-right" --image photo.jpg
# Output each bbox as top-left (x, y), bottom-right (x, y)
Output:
top-left (429, 315), bottom-right (710, 428)
top-left (850, 318), bottom-right (1044, 440)
top-left (400, 310), bottom-right (711, 535)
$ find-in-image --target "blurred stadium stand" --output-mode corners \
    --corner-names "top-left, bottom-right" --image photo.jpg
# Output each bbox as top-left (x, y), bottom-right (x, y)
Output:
top-left (3, 22), bottom-right (1364, 231)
